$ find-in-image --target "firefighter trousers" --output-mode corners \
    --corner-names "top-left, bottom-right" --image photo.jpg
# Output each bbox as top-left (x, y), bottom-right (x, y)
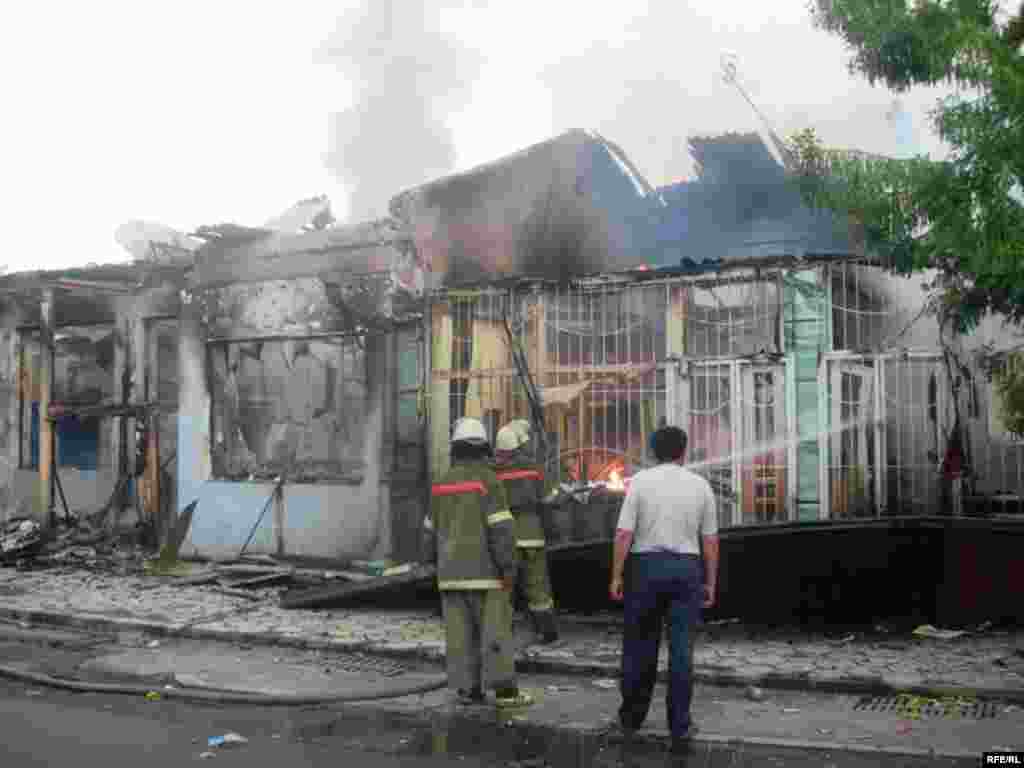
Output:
top-left (516, 547), bottom-right (554, 613)
top-left (441, 589), bottom-right (517, 693)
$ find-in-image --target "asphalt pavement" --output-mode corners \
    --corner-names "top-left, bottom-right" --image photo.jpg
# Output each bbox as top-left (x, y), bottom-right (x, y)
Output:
top-left (0, 627), bottom-right (994, 766)
top-left (0, 678), bottom-right (499, 767)
top-left (0, 678), bottom-right (981, 767)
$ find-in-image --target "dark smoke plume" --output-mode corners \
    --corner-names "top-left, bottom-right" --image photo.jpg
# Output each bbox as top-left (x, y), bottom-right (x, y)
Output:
top-left (323, 2), bottom-right (481, 223)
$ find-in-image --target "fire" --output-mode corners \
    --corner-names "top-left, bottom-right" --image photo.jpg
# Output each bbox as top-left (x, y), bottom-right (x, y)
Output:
top-left (607, 470), bottom-right (625, 492)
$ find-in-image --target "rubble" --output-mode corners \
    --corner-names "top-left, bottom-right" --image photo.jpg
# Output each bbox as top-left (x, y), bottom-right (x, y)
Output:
top-left (0, 519), bottom-right (43, 563)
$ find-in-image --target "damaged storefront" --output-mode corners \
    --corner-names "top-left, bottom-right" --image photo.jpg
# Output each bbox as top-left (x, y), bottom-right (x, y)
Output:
top-left (393, 130), bottom-right (1024, 544)
top-left (422, 265), bottom-right (1024, 539)
top-left (0, 213), bottom-right (430, 567)
top-left (178, 219), bottom-right (428, 563)
top-left (0, 264), bottom-right (183, 546)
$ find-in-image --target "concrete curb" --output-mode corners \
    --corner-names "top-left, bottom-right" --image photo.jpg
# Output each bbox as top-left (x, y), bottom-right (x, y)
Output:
top-left (3, 605), bottom-right (1023, 707)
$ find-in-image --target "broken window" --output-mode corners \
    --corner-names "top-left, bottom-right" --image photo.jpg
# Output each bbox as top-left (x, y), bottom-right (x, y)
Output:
top-left (18, 325), bottom-right (116, 471)
top-left (829, 262), bottom-right (928, 352)
top-left (685, 280), bottom-right (780, 358)
top-left (208, 336), bottom-right (368, 483)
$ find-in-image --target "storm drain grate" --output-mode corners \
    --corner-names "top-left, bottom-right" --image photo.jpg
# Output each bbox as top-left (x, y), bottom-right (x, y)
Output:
top-left (328, 653), bottom-right (407, 677)
top-left (853, 694), bottom-right (1000, 719)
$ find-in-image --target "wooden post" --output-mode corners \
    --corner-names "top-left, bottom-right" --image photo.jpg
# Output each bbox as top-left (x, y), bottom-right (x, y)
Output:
top-left (38, 288), bottom-right (55, 527)
top-left (143, 409), bottom-right (160, 538)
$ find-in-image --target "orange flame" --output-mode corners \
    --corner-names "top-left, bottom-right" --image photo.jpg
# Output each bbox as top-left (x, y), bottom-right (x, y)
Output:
top-left (608, 470), bottom-right (625, 492)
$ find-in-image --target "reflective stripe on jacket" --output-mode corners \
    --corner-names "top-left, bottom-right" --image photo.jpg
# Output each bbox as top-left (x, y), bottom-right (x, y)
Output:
top-left (424, 460), bottom-right (516, 590)
top-left (494, 460), bottom-right (547, 548)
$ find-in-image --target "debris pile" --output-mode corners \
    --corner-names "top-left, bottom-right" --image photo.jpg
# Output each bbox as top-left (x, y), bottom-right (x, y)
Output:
top-left (0, 515), bottom-right (158, 574)
top-left (0, 519), bottom-right (43, 564)
top-left (141, 553), bottom-right (433, 609)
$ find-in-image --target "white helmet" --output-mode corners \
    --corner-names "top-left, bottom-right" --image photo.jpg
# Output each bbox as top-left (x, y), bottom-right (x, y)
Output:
top-left (496, 419), bottom-right (531, 451)
top-left (495, 425), bottom-right (520, 452)
top-left (510, 419), bottom-right (531, 442)
top-left (451, 417), bottom-right (488, 445)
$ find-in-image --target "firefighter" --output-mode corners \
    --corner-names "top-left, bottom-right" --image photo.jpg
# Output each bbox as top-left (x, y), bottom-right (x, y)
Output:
top-left (422, 417), bottom-right (533, 708)
top-left (494, 419), bottom-right (559, 644)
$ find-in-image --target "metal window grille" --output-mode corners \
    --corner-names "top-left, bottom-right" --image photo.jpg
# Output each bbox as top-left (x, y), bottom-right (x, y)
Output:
top-left (428, 268), bottom-right (1023, 525)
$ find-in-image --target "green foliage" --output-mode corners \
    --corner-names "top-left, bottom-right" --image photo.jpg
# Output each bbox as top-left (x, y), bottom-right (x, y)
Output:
top-left (795, 0), bottom-right (1024, 333)
top-left (993, 352), bottom-right (1024, 438)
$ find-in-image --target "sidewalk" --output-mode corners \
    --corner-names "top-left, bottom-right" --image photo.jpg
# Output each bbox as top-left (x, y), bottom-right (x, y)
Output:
top-left (2, 565), bottom-right (1022, 704)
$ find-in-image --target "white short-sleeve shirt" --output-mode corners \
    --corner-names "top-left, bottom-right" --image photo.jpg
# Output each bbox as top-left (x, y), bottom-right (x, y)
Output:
top-left (616, 463), bottom-right (718, 555)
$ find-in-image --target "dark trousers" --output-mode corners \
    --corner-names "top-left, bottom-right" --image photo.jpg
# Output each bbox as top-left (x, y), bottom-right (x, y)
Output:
top-left (618, 552), bottom-right (702, 739)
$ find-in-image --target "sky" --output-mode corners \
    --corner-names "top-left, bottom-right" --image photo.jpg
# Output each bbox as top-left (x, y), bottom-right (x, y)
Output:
top-left (0, 0), bottom-right (990, 273)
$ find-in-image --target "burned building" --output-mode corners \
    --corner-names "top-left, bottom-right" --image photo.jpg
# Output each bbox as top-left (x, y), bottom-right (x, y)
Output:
top-left (0, 216), bottom-right (429, 564)
top-left (0, 129), bottom-right (1021, 617)
top-left (391, 129), bottom-right (1024, 531)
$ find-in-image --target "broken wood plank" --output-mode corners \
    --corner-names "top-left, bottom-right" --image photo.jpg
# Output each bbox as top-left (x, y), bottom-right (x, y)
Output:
top-left (223, 571), bottom-right (294, 589)
top-left (214, 563), bottom-right (292, 577)
top-left (279, 564), bottom-right (437, 610)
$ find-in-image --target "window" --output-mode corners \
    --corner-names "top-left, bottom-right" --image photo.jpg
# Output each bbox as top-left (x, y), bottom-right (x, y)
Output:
top-left (208, 336), bottom-right (368, 483)
top-left (18, 326), bottom-right (116, 471)
top-left (686, 282), bottom-right (780, 358)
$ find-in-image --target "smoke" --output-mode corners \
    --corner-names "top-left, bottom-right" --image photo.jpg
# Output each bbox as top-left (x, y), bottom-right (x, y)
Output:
top-left (322, 2), bottom-right (482, 223)
top-left (321, 1), bottom-right (951, 222)
top-left (532, 3), bottom-right (951, 185)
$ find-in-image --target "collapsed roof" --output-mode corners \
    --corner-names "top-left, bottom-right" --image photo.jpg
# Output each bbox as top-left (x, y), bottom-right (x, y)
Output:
top-left (390, 129), bottom-right (857, 286)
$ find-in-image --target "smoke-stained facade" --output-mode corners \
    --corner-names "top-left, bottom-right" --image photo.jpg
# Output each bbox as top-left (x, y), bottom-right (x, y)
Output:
top-left (389, 130), bottom-right (660, 286)
top-left (0, 221), bottom-right (429, 564)
top-left (0, 129), bottom-right (1019, 574)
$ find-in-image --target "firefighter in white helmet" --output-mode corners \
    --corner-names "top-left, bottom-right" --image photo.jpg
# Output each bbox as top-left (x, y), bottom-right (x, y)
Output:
top-left (422, 417), bottom-right (533, 707)
top-left (493, 419), bottom-right (559, 644)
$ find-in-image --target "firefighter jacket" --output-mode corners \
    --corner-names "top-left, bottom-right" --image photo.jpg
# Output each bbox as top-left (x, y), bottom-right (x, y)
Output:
top-left (494, 458), bottom-right (548, 549)
top-left (423, 459), bottom-right (517, 591)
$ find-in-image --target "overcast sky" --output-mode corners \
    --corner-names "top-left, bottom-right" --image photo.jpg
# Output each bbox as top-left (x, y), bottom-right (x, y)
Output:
top-left (2, 0), bottom-right (985, 273)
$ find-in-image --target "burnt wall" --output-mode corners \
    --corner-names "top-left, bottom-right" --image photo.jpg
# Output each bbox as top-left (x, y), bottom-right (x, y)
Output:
top-left (0, 287), bottom-right (182, 529)
top-left (393, 131), bottom-right (651, 287)
top-left (0, 321), bottom-right (17, 516)
top-left (182, 274), bottom-right (425, 562)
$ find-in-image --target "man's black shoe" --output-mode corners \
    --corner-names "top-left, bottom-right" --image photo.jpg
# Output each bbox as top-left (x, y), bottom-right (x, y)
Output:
top-left (669, 724), bottom-right (699, 754)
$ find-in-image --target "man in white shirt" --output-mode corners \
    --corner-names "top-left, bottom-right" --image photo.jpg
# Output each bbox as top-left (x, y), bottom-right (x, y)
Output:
top-left (608, 426), bottom-right (719, 753)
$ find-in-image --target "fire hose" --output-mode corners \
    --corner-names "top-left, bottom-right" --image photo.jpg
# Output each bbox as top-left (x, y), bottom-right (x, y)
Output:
top-left (0, 663), bottom-right (446, 706)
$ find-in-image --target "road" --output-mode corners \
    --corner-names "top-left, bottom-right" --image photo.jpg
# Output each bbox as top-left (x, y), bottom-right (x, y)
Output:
top-left (0, 679), bottom-right (977, 767)
top-left (0, 631), bottom-right (977, 767)
top-left (0, 678), bottom-right (501, 767)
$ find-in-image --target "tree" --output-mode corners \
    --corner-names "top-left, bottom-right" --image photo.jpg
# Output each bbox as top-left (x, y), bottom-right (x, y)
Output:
top-left (793, 0), bottom-right (1024, 495)
top-left (793, 0), bottom-right (1024, 331)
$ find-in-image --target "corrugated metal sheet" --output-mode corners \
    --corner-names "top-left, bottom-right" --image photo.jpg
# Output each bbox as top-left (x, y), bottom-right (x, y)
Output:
top-left (391, 130), bottom-right (855, 285)
top-left (652, 134), bottom-right (853, 268)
